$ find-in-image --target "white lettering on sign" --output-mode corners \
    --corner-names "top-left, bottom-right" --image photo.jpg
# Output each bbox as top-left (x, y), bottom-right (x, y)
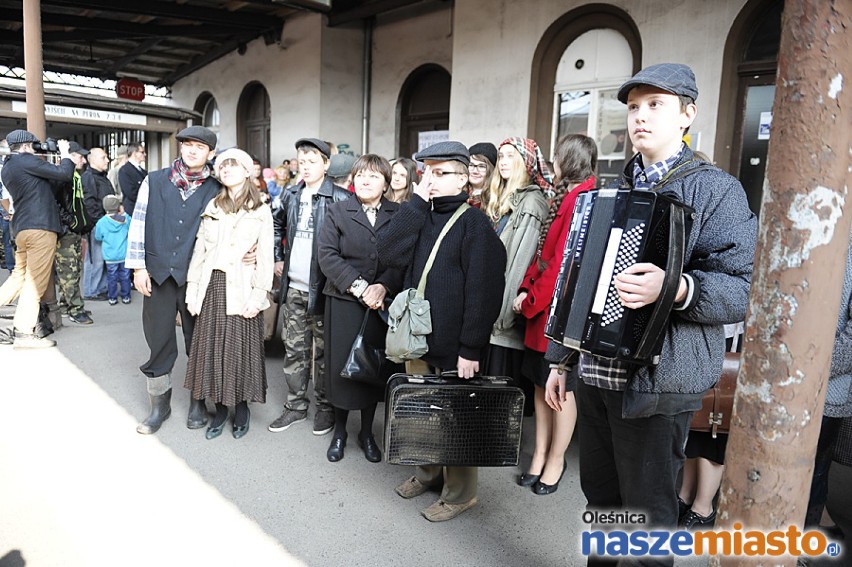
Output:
top-left (11, 101), bottom-right (147, 126)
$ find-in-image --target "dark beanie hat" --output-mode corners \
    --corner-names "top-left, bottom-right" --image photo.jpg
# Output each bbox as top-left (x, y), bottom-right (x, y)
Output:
top-left (468, 142), bottom-right (498, 167)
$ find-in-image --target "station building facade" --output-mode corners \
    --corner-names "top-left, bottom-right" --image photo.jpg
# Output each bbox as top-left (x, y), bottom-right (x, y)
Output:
top-left (169, 0), bottom-right (779, 209)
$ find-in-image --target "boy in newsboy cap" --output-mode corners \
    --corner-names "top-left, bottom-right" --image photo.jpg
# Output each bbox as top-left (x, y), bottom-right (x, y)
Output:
top-left (544, 63), bottom-right (757, 549)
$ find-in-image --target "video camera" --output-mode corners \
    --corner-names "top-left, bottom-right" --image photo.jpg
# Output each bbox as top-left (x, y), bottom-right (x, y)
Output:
top-left (33, 138), bottom-right (59, 153)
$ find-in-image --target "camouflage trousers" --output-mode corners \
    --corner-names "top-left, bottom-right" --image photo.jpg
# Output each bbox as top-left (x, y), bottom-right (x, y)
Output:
top-left (282, 287), bottom-right (329, 413)
top-left (55, 232), bottom-right (85, 316)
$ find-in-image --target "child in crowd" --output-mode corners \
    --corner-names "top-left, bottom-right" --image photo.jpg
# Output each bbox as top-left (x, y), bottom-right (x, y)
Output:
top-left (94, 194), bottom-right (131, 306)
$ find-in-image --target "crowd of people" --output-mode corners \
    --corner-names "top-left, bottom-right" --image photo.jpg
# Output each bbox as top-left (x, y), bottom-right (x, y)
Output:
top-left (1, 62), bottom-right (850, 560)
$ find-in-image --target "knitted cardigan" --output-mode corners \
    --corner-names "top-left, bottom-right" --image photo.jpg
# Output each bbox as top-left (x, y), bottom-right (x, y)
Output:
top-left (378, 192), bottom-right (507, 369)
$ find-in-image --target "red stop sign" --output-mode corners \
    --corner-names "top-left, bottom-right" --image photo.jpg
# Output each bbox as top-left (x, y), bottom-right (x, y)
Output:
top-left (116, 78), bottom-right (145, 101)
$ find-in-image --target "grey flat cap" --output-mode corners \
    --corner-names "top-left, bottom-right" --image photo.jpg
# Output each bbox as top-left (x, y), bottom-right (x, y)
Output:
top-left (176, 125), bottom-right (217, 150)
top-left (5, 129), bottom-right (39, 145)
top-left (327, 153), bottom-right (358, 178)
top-left (414, 141), bottom-right (470, 167)
top-left (295, 138), bottom-right (331, 159)
top-left (617, 63), bottom-right (698, 104)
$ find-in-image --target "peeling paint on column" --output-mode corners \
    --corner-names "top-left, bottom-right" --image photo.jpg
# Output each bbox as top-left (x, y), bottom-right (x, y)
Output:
top-left (779, 369), bottom-right (805, 387)
top-left (769, 186), bottom-right (844, 271)
top-left (828, 74), bottom-right (843, 99)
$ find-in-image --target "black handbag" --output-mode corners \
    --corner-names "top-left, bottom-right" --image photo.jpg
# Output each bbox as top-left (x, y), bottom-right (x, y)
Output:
top-left (340, 310), bottom-right (385, 385)
top-left (384, 372), bottom-right (525, 467)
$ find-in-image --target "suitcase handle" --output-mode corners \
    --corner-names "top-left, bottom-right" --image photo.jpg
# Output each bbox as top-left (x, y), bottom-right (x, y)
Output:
top-left (404, 372), bottom-right (515, 387)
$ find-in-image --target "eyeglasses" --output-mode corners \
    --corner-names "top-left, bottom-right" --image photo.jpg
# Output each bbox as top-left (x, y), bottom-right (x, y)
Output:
top-left (430, 170), bottom-right (463, 178)
top-left (469, 163), bottom-right (488, 172)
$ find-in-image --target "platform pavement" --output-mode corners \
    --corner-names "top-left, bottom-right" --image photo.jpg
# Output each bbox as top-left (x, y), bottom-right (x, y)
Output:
top-left (0, 270), bottom-right (848, 566)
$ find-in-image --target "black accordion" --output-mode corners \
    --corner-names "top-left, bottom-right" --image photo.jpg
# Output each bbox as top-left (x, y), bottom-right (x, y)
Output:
top-left (545, 188), bottom-right (694, 365)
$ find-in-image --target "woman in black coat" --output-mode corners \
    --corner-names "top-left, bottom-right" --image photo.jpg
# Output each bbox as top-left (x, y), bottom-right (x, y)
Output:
top-left (317, 154), bottom-right (403, 463)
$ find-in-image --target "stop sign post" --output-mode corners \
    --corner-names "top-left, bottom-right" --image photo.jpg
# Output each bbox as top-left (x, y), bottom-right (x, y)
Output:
top-left (116, 78), bottom-right (145, 101)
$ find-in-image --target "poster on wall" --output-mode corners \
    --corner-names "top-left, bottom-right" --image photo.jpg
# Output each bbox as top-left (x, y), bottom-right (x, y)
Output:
top-left (417, 130), bottom-right (450, 154)
top-left (758, 111), bottom-right (772, 140)
top-left (595, 88), bottom-right (628, 159)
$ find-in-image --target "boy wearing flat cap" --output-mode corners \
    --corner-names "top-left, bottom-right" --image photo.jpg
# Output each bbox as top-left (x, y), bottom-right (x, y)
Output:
top-left (268, 138), bottom-right (350, 435)
top-left (127, 125), bottom-right (222, 435)
top-left (544, 63), bottom-right (757, 552)
top-left (378, 141), bottom-right (506, 522)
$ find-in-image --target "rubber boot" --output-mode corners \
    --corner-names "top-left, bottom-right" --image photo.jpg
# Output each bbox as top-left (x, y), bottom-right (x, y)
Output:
top-left (136, 389), bottom-right (172, 434)
top-left (187, 397), bottom-right (209, 429)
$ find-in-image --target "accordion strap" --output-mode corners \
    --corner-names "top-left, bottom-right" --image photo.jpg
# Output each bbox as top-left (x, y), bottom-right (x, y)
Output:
top-left (416, 203), bottom-right (470, 297)
top-left (635, 203), bottom-right (686, 360)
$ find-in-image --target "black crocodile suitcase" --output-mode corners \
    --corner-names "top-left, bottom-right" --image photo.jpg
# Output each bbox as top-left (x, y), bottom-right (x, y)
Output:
top-left (384, 373), bottom-right (524, 467)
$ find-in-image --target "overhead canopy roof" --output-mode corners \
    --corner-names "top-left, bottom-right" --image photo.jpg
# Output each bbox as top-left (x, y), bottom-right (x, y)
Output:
top-left (0, 0), bottom-right (426, 87)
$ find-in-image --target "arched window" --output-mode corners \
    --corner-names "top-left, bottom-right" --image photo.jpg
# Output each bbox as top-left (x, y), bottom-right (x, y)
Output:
top-left (397, 65), bottom-right (451, 159)
top-left (194, 92), bottom-right (220, 134)
top-left (552, 29), bottom-right (633, 185)
top-left (528, 5), bottom-right (641, 163)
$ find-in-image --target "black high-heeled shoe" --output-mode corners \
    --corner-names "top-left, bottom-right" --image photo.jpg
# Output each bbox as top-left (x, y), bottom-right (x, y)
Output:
top-left (327, 434), bottom-right (347, 462)
top-left (518, 472), bottom-right (541, 487)
top-left (358, 433), bottom-right (382, 463)
top-left (533, 459), bottom-right (567, 495)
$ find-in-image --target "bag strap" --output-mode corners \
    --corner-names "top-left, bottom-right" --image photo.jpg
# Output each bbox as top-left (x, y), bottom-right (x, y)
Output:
top-left (416, 203), bottom-right (470, 296)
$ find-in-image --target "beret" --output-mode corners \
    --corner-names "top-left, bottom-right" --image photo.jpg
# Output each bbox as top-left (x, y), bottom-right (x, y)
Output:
top-left (215, 147), bottom-right (254, 179)
top-left (468, 142), bottom-right (498, 167)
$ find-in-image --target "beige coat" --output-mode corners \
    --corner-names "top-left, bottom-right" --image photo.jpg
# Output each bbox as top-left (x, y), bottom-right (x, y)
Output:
top-left (186, 200), bottom-right (274, 316)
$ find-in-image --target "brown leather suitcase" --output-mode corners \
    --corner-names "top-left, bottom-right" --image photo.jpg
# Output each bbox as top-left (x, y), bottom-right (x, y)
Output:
top-left (689, 352), bottom-right (740, 438)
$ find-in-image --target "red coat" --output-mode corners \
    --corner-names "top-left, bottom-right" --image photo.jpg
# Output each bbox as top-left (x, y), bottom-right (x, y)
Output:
top-left (518, 176), bottom-right (596, 352)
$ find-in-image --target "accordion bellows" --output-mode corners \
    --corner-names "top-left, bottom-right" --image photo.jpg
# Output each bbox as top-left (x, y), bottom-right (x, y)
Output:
top-left (384, 373), bottom-right (524, 467)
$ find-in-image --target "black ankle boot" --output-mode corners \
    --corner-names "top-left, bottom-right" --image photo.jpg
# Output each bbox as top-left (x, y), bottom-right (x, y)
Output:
top-left (327, 433), bottom-right (347, 462)
top-left (187, 398), bottom-right (208, 429)
top-left (137, 389), bottom-right (172, 435)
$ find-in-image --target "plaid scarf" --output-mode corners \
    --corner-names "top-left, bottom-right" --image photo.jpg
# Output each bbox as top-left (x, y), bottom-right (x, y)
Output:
top-left (168, 157), bottom-right (211, 198)
top-left (500, 137), bottom-right (554, 192)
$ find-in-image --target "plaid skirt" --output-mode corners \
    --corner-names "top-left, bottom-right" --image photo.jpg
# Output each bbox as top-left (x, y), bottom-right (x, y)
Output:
top-left (184, 270), bottom-right (267, 405)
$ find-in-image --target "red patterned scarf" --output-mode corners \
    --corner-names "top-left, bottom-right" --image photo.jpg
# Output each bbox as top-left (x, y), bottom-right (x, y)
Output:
top-left (168, 157), bottom-right (211, 197)
top-left (500, 137), bottom-right (554, 192)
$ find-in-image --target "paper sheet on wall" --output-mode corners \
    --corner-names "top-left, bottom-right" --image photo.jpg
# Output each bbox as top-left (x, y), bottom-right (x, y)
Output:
top-left (758, 112), bottom-right (772, 140)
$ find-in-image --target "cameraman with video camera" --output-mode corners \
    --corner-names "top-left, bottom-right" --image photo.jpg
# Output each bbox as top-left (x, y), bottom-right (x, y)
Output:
top-left (0, 129), bottom-right (74, 348)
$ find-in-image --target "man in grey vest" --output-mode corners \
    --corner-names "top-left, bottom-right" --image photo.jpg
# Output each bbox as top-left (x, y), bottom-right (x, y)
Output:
top-left (126, 126), bottom-right (221, 434)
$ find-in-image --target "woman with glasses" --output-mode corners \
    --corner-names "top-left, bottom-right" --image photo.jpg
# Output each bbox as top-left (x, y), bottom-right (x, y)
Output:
top-left (386, 158), bottom-right (417, 203)
top-left (317, 154), bottom-right (404, 463)
top-left (466, 142), bottom-right (497, 208)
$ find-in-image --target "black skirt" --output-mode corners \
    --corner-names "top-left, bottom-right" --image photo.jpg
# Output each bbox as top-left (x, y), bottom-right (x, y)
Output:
top-left (324, 295), bottom-right (388, 410)
top-left (184, 270), bottom-right (267, 405)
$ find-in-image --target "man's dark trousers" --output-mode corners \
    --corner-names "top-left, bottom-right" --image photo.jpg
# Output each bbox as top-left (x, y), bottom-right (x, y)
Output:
top-left (140, 276), bottom-right (195, 378)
